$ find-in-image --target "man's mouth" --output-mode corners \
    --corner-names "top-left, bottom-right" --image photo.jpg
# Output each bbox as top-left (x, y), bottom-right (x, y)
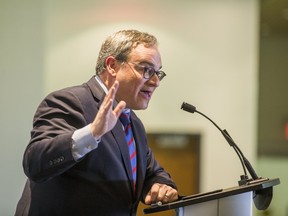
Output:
top-left (140, 90), bottom-right (152, 99)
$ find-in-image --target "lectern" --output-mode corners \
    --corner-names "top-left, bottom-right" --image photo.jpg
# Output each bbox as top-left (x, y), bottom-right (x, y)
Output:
top-left (163, 102), bottom-right (281, 215)
top-left (144, 178), bottom-right (280, 216)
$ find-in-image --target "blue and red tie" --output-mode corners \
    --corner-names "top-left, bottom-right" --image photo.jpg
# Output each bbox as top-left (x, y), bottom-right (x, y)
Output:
top-left (119, 112), bottom-right (137, 190)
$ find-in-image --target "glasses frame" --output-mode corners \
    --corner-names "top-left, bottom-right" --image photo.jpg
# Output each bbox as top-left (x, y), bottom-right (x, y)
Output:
top-left (126, 62), bottom-right (166, 81)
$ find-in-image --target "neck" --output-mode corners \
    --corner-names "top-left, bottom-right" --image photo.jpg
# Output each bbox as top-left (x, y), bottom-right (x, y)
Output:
top-left (99, 72), bottom-right (116, 90)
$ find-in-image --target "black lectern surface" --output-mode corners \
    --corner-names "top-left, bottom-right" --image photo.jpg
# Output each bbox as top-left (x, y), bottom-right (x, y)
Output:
top-left (144, 178), bottom-right (280, 214)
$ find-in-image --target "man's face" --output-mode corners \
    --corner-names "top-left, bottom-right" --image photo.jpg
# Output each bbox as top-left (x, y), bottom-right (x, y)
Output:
top-left (115, 44), bottom-right (162, 110)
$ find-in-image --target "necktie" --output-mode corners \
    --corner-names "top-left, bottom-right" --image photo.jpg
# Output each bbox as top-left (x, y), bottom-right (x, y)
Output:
top-left (119, 112), bottom-right (137, 190)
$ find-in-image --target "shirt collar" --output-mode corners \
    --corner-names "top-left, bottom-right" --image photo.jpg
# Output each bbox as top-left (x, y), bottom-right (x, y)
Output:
top-left (95, 76), bottom-right (130, 114)
top-left (95, 75), bottom-right (108, 94)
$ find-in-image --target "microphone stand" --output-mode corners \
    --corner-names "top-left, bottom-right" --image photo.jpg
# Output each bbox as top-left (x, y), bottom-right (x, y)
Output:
top-left (181, 102), bottom-right (274, 210)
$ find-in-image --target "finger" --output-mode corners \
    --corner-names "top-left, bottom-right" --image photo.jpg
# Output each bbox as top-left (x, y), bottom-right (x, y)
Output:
top-left (108, 80), bottom-right (119, 102)
top-left (158, 186), bottom-right (166, 200)
top-left (114, 101), bottom-right (126, 118)
top-left (159, 187), bottom-right (170, 203)
top-left (148, 183), bottom-right (162, 204)
top-left (102, 81), bottom-right (119, 106)
top-left (100, 81), bottom-right (120, 114)
top-left (150, 184), bottom-right (160, 203)
top-left (152, 184), bottom-right (170, 203)
top-left (164, 189), bottom-right (178, 203)
top-left (158, 186), bottom-right (178, 203)
top-left (144, 192), bottom-right (152, 205)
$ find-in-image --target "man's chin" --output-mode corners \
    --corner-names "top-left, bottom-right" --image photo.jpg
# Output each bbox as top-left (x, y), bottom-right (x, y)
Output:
top-left (132, 102), bottom-right (149, 110)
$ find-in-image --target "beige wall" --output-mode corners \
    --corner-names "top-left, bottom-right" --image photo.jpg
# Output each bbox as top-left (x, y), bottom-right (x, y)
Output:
top-left (1, 0), bottom-right (263, 215)
top-left (44, 0), bottom-right (259, 190)
top-left (0, 0), bottom-right (45, 214)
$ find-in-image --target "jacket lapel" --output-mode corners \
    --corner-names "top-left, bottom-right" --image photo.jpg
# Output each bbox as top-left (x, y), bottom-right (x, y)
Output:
top-left (86, 76), bottom-right (141, 196)
top-left (111, 123), bottom-right (136, 192)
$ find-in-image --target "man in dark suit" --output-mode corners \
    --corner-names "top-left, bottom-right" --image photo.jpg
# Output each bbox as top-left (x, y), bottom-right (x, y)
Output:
top-left (15, 29), bottom-right (178, 216)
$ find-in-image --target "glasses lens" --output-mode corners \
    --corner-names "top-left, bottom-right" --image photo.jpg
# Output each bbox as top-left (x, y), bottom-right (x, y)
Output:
top-left (131, 62), bottom-right (166, 81)
top-left (157, 71), bottom-right (166, 80)
top-left (145, 67), bottom-right (155, 79)
top-left (144, 67), bottom-right (166, 81)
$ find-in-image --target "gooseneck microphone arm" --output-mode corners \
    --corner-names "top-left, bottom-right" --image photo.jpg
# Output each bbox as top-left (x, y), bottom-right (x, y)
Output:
top-left (181, 102), bottom-right (259, 183)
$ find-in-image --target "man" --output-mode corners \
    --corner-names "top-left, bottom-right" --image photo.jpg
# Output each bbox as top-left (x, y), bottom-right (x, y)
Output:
top-left (15, 29), bottom-right (178, 216)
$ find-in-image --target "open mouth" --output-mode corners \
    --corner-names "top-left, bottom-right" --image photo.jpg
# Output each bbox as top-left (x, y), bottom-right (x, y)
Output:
top-left (140, 90), bottom-right (152, 99)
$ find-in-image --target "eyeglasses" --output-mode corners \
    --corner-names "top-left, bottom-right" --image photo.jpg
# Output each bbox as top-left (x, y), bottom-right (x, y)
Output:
top-left (126, 62), bottom-right (166, 81)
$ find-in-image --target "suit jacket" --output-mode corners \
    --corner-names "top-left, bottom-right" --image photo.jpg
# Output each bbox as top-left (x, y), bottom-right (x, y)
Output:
top-left (15, 76), bottom-right (176, 216)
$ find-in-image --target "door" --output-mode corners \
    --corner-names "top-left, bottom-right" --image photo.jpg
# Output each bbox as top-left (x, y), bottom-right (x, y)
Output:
top-left (137, 133), bottom-right (200, 216)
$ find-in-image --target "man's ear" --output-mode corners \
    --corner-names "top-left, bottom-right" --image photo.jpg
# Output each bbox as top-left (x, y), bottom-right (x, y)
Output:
top-left (105, 56), bottom-right (118, 77)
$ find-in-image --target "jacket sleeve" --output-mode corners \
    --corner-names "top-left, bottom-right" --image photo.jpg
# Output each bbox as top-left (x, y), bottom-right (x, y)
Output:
top-left (141, 146), bottom-right (178, 202)
top-left (130, 112), bottom-right (178, 201)
top-left (23, 88), bottom-right (88, 183)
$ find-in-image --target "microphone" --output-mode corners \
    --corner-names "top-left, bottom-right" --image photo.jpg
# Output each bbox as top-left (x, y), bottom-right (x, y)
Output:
top-left (181, 102), bottom-right (261, 184)
top-left (181, 102), bottom-right (279, 211)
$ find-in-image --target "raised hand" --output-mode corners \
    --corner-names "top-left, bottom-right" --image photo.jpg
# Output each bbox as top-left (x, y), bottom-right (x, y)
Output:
top-left (90, 80), bottom-right (126, 139)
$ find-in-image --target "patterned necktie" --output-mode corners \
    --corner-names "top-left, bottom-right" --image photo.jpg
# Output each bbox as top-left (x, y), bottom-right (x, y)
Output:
top-left (119, 112), bottom-right (137, 190)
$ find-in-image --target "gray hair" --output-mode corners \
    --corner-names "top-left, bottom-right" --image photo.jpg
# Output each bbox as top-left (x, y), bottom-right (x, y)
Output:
top-left (95, 30), bottom-right (158, 75)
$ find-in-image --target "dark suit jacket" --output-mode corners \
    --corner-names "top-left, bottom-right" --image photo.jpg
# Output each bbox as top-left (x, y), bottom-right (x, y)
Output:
top-left (15, 76), bottom-right (176, 216)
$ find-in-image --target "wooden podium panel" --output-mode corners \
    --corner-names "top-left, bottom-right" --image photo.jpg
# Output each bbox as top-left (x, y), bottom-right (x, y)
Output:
top-left (137, 133), bottom-right (200, 216)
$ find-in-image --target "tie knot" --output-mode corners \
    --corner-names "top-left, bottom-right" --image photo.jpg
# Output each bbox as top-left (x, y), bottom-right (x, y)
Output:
top-left (119, 112), bottom-right (130, 127)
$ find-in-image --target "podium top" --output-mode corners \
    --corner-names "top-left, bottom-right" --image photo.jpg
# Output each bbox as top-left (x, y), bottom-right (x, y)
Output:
top-left (144, 178), bottom-right (280, 214)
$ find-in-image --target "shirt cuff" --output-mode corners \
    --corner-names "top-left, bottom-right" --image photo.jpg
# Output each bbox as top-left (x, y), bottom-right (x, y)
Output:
top-left (71, 124), bottom-right (101, 160)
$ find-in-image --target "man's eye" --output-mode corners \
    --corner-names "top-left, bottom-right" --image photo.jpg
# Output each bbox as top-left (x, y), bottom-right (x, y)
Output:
top-left (143, 67), bottom-right (149, 72)
top-left (144, 67), bottom-right (154, 74)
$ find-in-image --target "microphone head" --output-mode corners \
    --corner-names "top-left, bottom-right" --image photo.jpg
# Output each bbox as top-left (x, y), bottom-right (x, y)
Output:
top-left (181, 102), bottom-right (197, 113)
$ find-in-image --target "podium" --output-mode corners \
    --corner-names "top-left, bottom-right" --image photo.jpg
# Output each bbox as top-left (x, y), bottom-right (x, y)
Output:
top-left (144, 178), bottom-right (280, 216)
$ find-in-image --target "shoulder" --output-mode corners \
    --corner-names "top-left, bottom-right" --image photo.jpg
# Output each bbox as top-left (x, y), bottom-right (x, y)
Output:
top-left (36, 77), bottom-right (101, 113)
top-left (34, 77), bottom-right (102, 123)
top-left (44, 76), bottom-right (102, 104)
